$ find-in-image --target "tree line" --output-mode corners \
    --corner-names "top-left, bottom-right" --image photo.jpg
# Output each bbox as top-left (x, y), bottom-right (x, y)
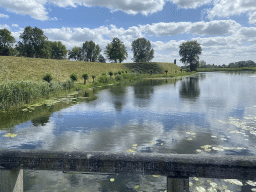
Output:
top-left (198, 60), bottom-right (256, 68)
top-left (0, 26), bottom-right (154, 63)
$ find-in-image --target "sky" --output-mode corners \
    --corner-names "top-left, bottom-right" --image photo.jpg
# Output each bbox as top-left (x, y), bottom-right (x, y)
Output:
top-left (0, 0), bottom-right (255, 66)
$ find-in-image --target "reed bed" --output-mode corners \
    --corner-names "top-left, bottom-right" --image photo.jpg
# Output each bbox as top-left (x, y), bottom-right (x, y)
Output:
top-left (0, 79), bottom-right (74, 111)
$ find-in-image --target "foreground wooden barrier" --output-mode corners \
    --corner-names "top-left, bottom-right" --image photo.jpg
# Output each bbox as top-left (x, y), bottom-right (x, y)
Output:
top-left (1, 149), bottom-right (256, 191)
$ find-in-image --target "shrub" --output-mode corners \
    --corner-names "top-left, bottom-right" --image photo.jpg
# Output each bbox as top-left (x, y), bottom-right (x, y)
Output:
top-left (97, 75), bottom-right (108, 83)
top-left (70, 73), bottom-right (78, 81)
top-left (61, 79), bottom-right (74, 90)
top-left (114, 72), bottom-right (118, 76)
top-left (92, 75), bottom-right (96, 83)
top-left (115, 75), bottom-right (123, 81)
top-left (148, 70), bottom-right (153, 76)
top-left (43, 73), bottom-right (53, 83)
top-left (82, 73), bottom-right (88, 84)
top-left (101, 72), bottom-right (106, 76)
top-left (165, 70), bottom-right (168, 75)
top-left (109, 71), bottom-right (113, 77)
top-left (118, 71), bottom-right (122, 75)
top-left (121, 73), bottom-right (130, 79)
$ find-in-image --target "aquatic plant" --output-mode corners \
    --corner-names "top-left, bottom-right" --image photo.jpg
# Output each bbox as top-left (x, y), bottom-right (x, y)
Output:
top-left (0, 79), bottom-right (74, 111)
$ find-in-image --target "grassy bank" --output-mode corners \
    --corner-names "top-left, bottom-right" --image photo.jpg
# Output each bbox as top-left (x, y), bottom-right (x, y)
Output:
top-left (0, 56), bottom-right (180, 84)
top-left (0, 56), bottom-right (191, 112)
top-left (197, 67), bottom-right (256, 72)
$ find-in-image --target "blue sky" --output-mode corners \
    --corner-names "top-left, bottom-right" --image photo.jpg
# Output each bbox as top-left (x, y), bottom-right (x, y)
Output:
top-left (0, 0), bottom-right (256, 66)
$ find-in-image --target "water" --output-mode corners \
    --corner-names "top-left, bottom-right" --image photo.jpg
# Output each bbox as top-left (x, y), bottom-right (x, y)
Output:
top-left (1, 71), bottom-right (256, 191)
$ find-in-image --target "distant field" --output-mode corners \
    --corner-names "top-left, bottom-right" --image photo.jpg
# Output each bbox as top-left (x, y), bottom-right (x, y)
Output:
top-left (0, 56), bottom-right (180, 84)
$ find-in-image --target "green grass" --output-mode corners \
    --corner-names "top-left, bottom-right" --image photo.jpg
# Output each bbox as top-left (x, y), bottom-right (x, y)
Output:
top-left (0, 56), bottom-right (191, 112)
top-left (197, 67), bottom-right (256, 72)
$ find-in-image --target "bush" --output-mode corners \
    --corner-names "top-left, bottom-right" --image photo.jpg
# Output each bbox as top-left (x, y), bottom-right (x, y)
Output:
top-left (61, 79), bottom-right (74, 90)
top-left (114, 72), bottom-right (118, 76)
top-left (70, 73), bottom-right (78, 81)
top-left (121, 73), bottom-right (131, 79)
top-left (109, 71), bottom-right (113, 77)
top-left (42, 73), bottom-right (53, 83)
top-left (101, 72), bottom-right (106, 76)
top-left (92, 75), bottom-right (96, 83)
top-left (115, 75), bottom-right (123, 81)
top-left (118, 71), bottom-right (122, 75)
top-left (97, 75), bottom-right (108, 83)
top-left (82, 73), bottom-right (88, 84)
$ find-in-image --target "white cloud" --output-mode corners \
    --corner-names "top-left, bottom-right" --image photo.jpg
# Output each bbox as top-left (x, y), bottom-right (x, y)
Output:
top-left (0, 13), bottom-right (9, 18)
top-left (207, 0), bottom-right (256, 21)
top-left (0, 24), bottom-right (10, 30)
top-left (0, 0), bottom-right (166, 21)
top-left (170, 0), bottom-right (212, 9)
top-left (249, 11), bottom-right (256, 24)
top-left (12, 24), bottom-right (19, 28)
top-left (139, 20), bottom-right (241, 36)
top-left (0, 0), bottom-right (49, 21)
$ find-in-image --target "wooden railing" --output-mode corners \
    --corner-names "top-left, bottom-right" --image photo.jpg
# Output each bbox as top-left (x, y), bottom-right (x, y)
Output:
top-left (1, 149), bottom-right (256, 192)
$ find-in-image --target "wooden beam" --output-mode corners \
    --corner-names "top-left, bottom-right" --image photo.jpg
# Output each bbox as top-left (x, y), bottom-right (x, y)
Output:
top-left (1, 149), bottom-right (256, 180)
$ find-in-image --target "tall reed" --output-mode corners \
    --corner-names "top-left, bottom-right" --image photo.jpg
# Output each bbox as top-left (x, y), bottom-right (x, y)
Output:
top-left (0, 79), bottom-right (74, 111)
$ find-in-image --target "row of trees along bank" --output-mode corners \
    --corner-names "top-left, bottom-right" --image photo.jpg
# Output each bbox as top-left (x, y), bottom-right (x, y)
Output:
top-left (1, 27), bottom-right (204, 71)
top-left (0, 27), bottom-right (154, 63)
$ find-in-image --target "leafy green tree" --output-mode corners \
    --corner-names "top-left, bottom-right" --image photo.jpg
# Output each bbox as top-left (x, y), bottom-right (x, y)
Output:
top-left (17, 26), bottom-right (48, 58)
top-left (43, 73), bottom-right (53, 83)
top-left (92, 75), bottom-right (96, 83)
top-left (68, 47), bottom-right (82, 61)
top-left (179, 40), bottom-right (202, 71)
top-left (104, 37), bottom-right (128, 63)
top-left (108, 71), bottom-right (113, 77)
top-left (82, 73), bottom-right (88, 84)
top-left (98, 54), bottom-right (106, 63)
top-left (0, 28), bottom-right (16, 56)
top-left (50, 41), bottom-right (67, 60)
top-left (81, 41), bottom-right (101, 62)
top-left (70, 73), bottom-right (78, 81)
top-left (131, 38), bottom-right (154, 62)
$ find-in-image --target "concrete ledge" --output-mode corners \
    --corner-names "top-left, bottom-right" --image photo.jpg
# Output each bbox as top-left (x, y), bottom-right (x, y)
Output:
top-left (1, 149), bottom-right (256, 180)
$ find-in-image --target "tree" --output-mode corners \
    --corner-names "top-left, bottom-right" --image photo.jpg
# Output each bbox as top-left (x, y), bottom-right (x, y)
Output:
top-left (0, 28), bottom-right (16, 56)
top-left (131, 37), bottom-right (154, 62)
top-left (98, 54), bottom-right (106, 63)
top-left (92, 75), bottom-right (96, 83)
top-left (199, 60), bottom-right (206, 68)
top-left (108, 71), bottom-right (113, 77)
top-left (165, 70), bottom-right (168, 75)
top-left (68, 47), bottom-right (82, 61)
top-left (179, 40), bottom-right (202, 71)
top-left (82, 73), bottom-right (88, 84)
top-left (17, 26), bottom-right (48, 58)
top-left (104, 37), bottom-right (128, 63)
top-left (49, 41), bottom-right (67, 60)
top-left (81, 41), bottom-right (101, 62)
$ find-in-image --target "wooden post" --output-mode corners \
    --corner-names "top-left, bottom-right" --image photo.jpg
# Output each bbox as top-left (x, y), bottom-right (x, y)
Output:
top-left (167, 176), bottom-right (189, 192)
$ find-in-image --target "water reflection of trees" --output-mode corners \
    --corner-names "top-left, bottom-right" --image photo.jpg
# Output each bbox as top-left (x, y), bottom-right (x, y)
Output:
top-left (109, 85), bottom-right (127, 112)
top-left (133, 80), bottom-right (154, 107)
top-left (179, 77), bottom-right (200, 100)
top-left (31, 115), bottom-right (51, 126)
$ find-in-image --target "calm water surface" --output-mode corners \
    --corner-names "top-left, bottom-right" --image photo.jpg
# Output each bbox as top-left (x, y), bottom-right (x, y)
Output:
top-left (1, 71), bottom-right (256, 191)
